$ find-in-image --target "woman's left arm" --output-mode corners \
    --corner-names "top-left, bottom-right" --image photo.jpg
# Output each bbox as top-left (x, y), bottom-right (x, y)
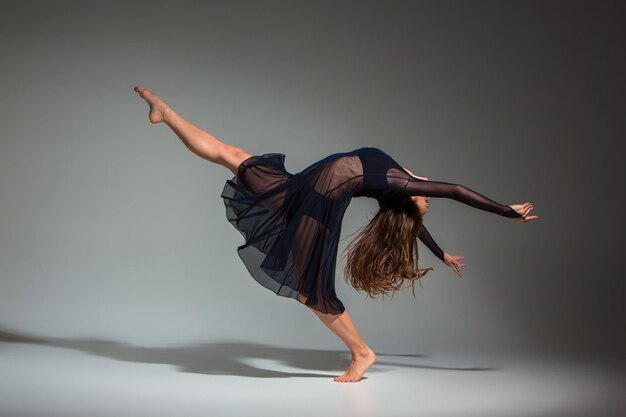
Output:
top-left (417, 223), bottom-right (444, 261)
top-left (418, 223), bottom-right (465, 277)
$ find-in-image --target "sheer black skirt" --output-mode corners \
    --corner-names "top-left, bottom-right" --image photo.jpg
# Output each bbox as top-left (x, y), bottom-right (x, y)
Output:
top-left (221, 152), bottom-right (364, 315)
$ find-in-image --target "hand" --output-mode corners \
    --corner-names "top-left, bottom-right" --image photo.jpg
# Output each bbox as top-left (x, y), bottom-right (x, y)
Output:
top-left (443, 252), bottom-right (465, 278)
top-left (509, 203), bottom-right (538, 222)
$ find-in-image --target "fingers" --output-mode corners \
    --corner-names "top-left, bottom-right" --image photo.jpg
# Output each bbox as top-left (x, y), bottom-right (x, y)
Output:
top-left (515, 213), bottom-right (539, 222)
top-left (512, 203), bottom-right (538, 222)
top-left (444, 254), bottom-right (466, 277)
top-left (448, 259), bottom-right (464, 277)
top-left (524, 203), bottom-right (534, 216)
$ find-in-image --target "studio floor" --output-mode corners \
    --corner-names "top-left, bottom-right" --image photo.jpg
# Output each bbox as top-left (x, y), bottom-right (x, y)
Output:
top-left (0, 337), bottom-right (624, 417)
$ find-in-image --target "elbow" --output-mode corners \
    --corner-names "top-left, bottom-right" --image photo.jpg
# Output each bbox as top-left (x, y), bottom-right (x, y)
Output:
top-left (451, 184), bottom-right (465, 199)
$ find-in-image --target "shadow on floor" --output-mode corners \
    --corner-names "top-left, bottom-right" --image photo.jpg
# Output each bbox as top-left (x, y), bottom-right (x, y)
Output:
top-left (0, 326), bottom-right (498, 379)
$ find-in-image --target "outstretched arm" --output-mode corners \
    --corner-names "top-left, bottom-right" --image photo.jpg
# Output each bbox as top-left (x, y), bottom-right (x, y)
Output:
top-left (417, 223), bottom-right (445, 261)
top-left (403, 177), bottom-right (523, 218)
top-left (418, 223), bottom-right (466, 277)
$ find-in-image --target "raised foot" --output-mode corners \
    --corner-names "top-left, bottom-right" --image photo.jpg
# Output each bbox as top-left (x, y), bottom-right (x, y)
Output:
top-left (334, 347), bottom-right (377, 383)
top-left (133, 86), bottom-right (172, 124)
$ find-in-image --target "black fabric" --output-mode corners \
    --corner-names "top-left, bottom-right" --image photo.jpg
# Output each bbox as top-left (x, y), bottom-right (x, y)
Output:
top-left (221, 147), bottom-right (521, 315)
top-left (417, 223), bottom-right (445, 262)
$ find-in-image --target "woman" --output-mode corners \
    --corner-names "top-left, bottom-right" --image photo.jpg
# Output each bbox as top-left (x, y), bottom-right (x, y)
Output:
top-left (133, 86), bottom-right (537, 383)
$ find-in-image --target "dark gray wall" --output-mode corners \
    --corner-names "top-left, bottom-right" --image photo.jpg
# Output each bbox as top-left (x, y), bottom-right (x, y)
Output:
top-left (0, 1), bottom-right (623, 359)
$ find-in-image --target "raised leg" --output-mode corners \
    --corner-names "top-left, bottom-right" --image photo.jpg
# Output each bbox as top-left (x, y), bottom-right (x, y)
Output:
top-left (133, 86), bottom-right (252, 176)
top-left (300, 295), bottom-right (377, 383)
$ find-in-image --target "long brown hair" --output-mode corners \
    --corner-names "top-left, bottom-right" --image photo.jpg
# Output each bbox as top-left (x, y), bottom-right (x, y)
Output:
top-left (341, 196), bottom-right (435, 299)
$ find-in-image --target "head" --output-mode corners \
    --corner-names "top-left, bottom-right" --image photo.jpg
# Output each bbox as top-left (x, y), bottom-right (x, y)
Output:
top-left (341, 195), bottom-right (435, 299)
top-left (410, 195), bottom-right (430, 216)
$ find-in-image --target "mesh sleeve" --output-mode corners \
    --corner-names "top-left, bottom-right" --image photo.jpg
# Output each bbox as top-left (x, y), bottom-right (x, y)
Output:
top-left (417, 223), bottom-right (445, 262)
top-left (403, 178), bottom-right (522, 218)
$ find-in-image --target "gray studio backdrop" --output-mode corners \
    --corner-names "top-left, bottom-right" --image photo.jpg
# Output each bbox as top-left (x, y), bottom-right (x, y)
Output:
top-left (0, 1), bottom-right (623, 360)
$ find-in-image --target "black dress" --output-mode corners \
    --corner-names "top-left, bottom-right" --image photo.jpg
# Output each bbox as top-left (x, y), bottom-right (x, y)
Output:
top-left (221, 147), bottom-right (522, 315)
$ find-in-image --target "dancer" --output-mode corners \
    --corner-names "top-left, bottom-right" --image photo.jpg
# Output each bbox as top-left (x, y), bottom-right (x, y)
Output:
top-left (133, 86), bottom-right (537, 383)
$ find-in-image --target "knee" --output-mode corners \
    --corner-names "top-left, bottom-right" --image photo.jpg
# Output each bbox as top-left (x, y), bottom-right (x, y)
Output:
top-left (231, 146), bottom-right (250, 160)
top-left (229, 147), bottom-right (252, 166)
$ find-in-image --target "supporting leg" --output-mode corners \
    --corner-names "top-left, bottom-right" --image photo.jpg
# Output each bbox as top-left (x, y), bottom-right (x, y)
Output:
top-left (133, 86), bottom-right (251, 176)
top-left (300, 296), bottom-right (377, 382)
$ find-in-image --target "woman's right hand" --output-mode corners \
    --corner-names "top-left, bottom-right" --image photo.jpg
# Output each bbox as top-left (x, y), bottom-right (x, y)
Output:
top-left (509, 203), bottom-right (538, 222)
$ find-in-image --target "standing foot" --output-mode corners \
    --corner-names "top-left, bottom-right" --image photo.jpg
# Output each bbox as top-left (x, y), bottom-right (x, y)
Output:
top-left (334, 347), bottom-right (377, 383)
top-left (133, 86), bottom-right (172, 124)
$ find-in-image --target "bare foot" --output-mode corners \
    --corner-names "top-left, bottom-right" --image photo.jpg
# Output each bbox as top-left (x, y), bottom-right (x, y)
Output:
top-left (133, 86), bottom-right (172, 124)
top-left (334, 347), bottom-right (377, 383)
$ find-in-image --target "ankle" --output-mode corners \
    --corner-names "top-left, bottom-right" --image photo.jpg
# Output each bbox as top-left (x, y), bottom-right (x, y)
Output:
top-left (162, 107), bottom-right (175, 124)
top-left (351, 345), bottom-right (372, 358)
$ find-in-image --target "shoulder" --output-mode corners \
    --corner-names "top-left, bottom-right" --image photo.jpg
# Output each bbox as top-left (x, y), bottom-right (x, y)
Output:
top-left (351, 146), bottom-right (397, 159)
top-left (354, 146), bottom-right (384, 153)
